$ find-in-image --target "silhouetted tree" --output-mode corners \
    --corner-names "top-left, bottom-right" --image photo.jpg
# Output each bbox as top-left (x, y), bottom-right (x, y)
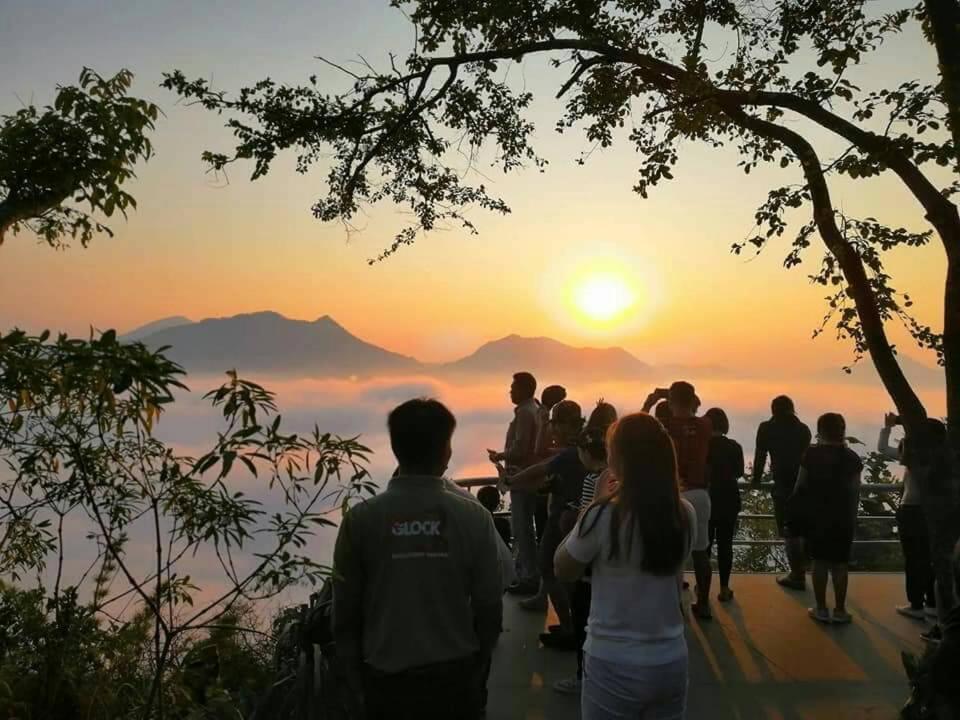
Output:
top-left (165, 0), bottom-right (960, 465)
top-left (0, 67), bottom-right (157, 247)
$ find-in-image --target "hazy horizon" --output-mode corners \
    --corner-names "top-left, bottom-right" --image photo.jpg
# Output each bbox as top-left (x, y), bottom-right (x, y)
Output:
top-left (0, 0), bottom-right (950, 377)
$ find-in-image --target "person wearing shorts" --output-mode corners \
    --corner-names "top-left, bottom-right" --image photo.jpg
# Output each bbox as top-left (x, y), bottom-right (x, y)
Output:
top-left (644, 381), bottom-right (714, 619)
top-left (796, 413), bottom-right (862, 625)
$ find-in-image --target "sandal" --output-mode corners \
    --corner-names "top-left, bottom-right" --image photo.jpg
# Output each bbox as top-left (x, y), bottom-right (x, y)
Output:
top-left (808, 607), bottom-right (831, 624)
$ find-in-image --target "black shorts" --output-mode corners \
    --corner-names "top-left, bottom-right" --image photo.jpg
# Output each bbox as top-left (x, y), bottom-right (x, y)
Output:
top-left (807, 529), bottom-right (854, 564)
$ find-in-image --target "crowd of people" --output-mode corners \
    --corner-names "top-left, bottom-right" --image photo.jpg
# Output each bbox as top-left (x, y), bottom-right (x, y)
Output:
top-left (331, 373), bottom-right (960, 720)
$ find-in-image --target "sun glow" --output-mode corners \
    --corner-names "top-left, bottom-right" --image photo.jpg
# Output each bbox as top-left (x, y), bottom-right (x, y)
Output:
top-left (573, 273), bottom-right (637, 323)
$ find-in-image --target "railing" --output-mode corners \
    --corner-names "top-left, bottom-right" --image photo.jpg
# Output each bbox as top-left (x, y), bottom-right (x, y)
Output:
top-left (455, 478), bottom-right (904, 548)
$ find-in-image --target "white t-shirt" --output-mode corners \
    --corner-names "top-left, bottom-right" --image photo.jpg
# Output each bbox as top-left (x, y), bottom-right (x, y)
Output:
top-left (563, 499), bottom-right (696, 666)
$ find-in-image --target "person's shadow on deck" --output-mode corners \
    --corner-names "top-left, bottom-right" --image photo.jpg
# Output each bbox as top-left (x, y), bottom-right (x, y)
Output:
top-left (687, 582), bottom-right (911, 720)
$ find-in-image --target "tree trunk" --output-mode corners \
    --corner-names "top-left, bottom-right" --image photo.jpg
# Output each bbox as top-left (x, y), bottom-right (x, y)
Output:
top-left (722, 103), bottom-right (930, 431)
top-left (944, 254), bottom-right (960, 490)
top-left (923, 0), bottom-right (960, 169)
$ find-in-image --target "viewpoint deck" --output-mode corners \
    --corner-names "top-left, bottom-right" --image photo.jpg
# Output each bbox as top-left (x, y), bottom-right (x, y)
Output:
top-left (486, 573), bottom-right (922, 720)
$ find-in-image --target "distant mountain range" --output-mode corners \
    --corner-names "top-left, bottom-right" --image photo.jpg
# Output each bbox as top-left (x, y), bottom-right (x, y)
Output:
top-left (121, 311), bottom-right (655, 379)
top-left (123, 312), bottom-right (419, 376)
top-left (121, 311), bottom-right (943, 387)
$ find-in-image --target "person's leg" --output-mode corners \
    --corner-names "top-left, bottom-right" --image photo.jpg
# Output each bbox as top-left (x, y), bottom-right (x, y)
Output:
top-left (812, 559), bottom-right (829, 612)
top-left (693, 551), bottom-right (712, 610)
top-left (717, 513), bottom-right (736, 593)
top-left (785, 535), bottom-right (808, 585)
top-left (773, 493), bottom-right (787, 538)
top-left (509, 489), bottom-right (539, 588)
top-left (833, 563), bottom-right (850, 615)
top-left (686, 489), bottom-right (713, 616)
top-left (535, 493), bottom-right (548, 544)
top-left (898, 505), bottom-right (926, 610)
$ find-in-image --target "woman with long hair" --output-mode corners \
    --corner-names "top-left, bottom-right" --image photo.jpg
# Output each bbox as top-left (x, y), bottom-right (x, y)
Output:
top-left (555, 413), bottom-right (696, 719)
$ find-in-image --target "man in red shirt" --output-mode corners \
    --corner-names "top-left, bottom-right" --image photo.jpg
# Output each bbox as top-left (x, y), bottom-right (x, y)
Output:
top-left (644, 381), bottom-right (714, 619)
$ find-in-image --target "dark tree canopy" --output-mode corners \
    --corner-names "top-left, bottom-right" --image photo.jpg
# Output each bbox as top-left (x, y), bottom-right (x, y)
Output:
top-left (0, 67), bottom-right (158, 248)
top-left (164, 0), bottom-right (960, 439)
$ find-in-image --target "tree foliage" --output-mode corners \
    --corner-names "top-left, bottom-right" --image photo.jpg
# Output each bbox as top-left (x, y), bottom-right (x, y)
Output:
top-left (0, 68), bottom-right (158, 247)
top-left (0, 329), bottom-right (374, 718)
top-left (164, 0), bottom-right (960, 436)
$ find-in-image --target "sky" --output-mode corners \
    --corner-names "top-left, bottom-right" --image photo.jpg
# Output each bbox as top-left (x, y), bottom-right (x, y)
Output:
top-left (0, 0), bottom-right (951, 374)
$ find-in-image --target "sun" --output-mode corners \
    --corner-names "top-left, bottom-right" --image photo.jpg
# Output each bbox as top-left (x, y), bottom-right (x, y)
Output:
top-left (573, 273), bottom-right (636, 322)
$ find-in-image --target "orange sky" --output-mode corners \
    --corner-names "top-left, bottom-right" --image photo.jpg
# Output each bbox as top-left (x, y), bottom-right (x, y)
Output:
top-left (0, 1), bottom-right (949, 374)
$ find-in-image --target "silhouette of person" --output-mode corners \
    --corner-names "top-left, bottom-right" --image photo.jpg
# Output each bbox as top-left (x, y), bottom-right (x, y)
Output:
top-left (488, 372), bottom-right (541, 596)
top-left (796, 413), bottom-right (862, 624)
top-left (752, 395), bottom-right (812, 590)
top-left (879, 413), bottom-right (936, 621)
top-left (704, 407), bottom-right (745, 603)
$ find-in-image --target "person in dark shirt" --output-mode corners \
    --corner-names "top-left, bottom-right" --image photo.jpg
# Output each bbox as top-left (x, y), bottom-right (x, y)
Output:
top-left (752, 395), bottom-right (812, 590)
top-left (333, 399), bottom-right (502, 720)
top-left (795, 413), bottom-right (862, 625)
top-left (906, 418), bottom-right (960, 644)
top-left (501, 400), bottom-right (585, 648)
top-left (704, 408), bottom-right (745, 603)
top-left (477, 485), bottom-right (512, 549)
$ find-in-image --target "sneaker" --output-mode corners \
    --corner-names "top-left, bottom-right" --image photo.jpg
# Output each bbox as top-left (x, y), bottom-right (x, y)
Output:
top-left (896, 605), bottom-right (927, 621)
top-left (808, 607), bottom-right (831, 624)
top-left (777, 575), bottom-right (806, 591)
top-left (921, 625), bottom-right (943, 644)
top-left (540, 631), bottom-right (578, 651)
top-left (718, 587), bottom-right (734, 603)
top-left (552, 676), bottom-right (582, 695)
top-left (832, 610), bottom-right (853, 625)
top-left (519, 595), bottom-right (548, 612)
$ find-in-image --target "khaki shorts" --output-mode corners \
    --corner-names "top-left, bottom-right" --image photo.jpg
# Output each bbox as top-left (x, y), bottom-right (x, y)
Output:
top-left (682, 488), bottom-right (712, 552)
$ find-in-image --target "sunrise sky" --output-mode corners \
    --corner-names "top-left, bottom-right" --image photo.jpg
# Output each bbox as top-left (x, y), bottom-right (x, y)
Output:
top-left (0, 0), bottom-right (950, 374)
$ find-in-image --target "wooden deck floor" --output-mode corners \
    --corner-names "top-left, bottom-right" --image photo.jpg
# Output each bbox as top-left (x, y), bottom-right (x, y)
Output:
top-left (486, 573), bottom-right (925, 720)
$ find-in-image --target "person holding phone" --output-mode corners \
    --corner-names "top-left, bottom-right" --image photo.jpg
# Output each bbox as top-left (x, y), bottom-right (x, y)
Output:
top-left (488, 372), bottom-right (542, 596)
top-left (879, 412), bottom-right (937, 621)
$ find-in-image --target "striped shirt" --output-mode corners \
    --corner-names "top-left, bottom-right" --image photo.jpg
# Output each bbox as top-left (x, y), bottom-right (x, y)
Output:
top-left (580, 471), bottom-right (602, 510)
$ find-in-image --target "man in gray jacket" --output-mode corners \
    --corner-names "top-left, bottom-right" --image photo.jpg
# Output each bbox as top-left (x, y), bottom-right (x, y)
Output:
top-left (333, 398), bottom-right (503, 720)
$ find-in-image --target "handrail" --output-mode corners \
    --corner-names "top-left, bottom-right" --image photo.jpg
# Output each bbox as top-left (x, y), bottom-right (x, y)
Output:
top-left (455, 477), bottom-right (904, 494)
top-left (464, 476), bottom-right (905, 549)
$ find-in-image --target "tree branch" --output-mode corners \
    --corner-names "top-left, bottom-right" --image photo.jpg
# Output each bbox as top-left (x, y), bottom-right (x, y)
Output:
top-left (720, 101), bottom-right (929, 428)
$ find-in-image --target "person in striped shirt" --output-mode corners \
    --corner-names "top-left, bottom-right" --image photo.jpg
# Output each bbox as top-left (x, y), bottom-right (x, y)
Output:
top-left (553, 401), bottom-right (618, 696)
